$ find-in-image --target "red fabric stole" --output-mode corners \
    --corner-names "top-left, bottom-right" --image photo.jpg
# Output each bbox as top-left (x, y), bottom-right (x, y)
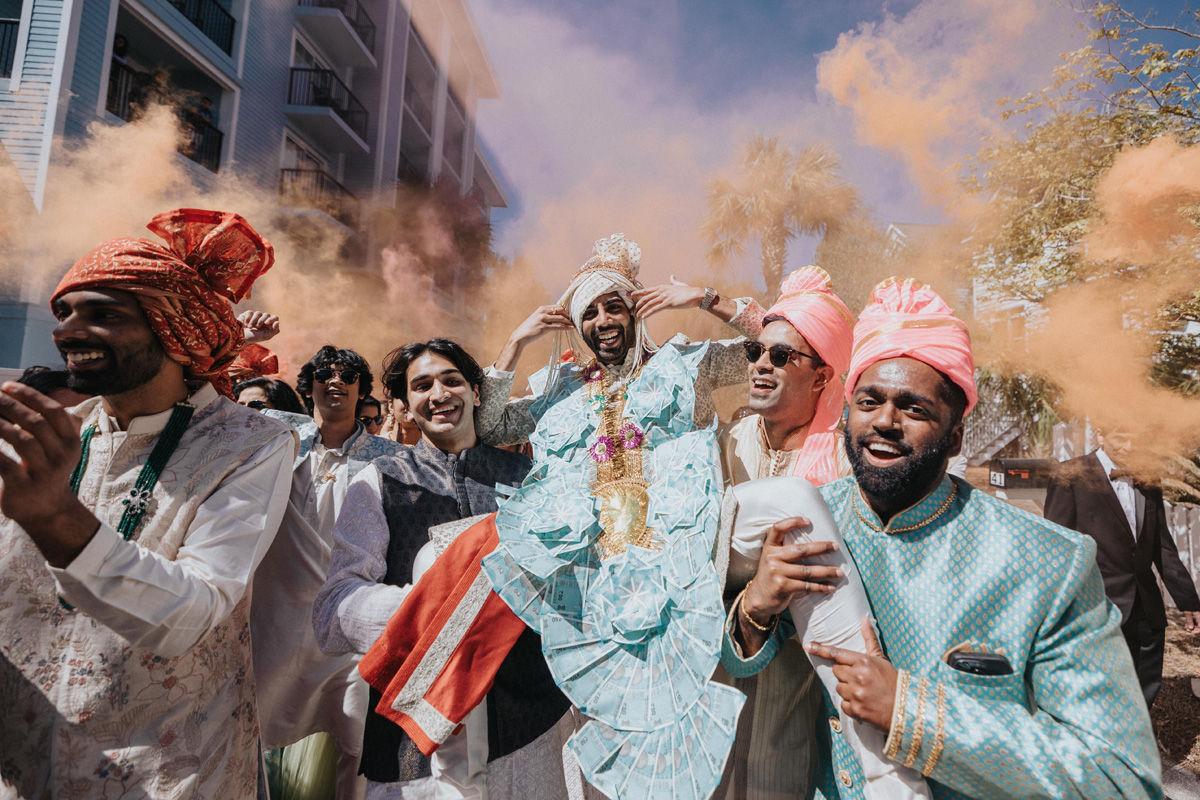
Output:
top-left (358, 513), bottom-right (526, 756)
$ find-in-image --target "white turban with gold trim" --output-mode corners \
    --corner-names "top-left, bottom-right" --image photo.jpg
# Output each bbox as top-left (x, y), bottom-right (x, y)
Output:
top-left (562, 233), bottom-right (642, 327)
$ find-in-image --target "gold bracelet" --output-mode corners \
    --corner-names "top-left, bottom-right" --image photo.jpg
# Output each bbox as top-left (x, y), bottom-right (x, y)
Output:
top-left (738, 583), bottom-right (778, 634)
top-left (922, 680), bottom-right (947, 776)
top-left (884, 669), bottom-right (910, 761)
top-left (903, 676), bottom-right (929, 769)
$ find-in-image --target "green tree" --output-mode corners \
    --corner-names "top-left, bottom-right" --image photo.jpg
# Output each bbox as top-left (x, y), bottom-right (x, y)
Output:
top-left (813, 211), bottom-right (901, 314)
top-left (963, 0), bottom-right (1200, 390)
top-left (702, 137), bottom-right (858, 297)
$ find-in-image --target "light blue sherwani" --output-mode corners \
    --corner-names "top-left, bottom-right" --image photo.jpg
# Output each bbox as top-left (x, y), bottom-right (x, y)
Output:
top-left (722, 474), bottom-right (1162, 800)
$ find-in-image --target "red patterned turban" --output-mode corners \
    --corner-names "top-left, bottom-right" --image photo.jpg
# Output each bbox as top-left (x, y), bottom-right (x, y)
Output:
top-left (846, 277), bottom-right (977, 415)
top-left (230, 344), bottom-right (280, 381)
top-left (763, 266), bottom-right (855, 485)
top-left (52, 209), bottom-right (275, 397)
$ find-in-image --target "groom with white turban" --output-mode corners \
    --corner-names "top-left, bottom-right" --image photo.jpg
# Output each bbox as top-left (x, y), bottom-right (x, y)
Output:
top-left (355, 234), bottom-right (771, 800)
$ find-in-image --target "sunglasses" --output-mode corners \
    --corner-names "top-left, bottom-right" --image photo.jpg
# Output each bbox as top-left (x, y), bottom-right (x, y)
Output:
top-left (359, 415), bottom-right (385, 426)
top-left (245, 400), bottom-right (269, 410)
top-left (314, 368), bottom-right (360, 385)
top-left (742, 341), bottom-right (823, 369)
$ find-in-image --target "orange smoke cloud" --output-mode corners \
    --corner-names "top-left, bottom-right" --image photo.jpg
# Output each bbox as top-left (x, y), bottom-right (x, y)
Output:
top-left (1086, 134), bottom-right (1200, 267)
top-left (815, 0), bottom-right (1065, 211)
top-left (981, 134), bottom-right (1200, 478)
top-left (1, 107), bottom-right (466, 381)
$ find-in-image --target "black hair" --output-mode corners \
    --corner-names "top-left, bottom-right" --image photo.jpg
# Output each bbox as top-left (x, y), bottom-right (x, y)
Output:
top-left (295, 346), bottom-right (374, 414)
top-left (359, 395), bottom-right (382, 413)
top-left (234, 376), bottom-right (308, 415)
top-left (937, 372), bottom-right (969, 428)
top-left (17, 367), bottom-right (78, 397)
top-left (382, 338), bottom-right (484, 405)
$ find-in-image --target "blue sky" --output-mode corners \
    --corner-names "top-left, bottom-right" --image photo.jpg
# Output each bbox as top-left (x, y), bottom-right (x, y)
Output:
top-left (514, 0), bottom-right (924, 106)
top-left (467, 0), bottom-right (1114, 288)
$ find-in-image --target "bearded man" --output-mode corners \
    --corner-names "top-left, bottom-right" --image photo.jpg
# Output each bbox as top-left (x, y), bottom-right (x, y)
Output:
top-left (724, 278), bottom-right (1161, 799)
top-left (0, 209), bottom-right (296, 799)
top-left (356, 234), bottom-right (767, 800)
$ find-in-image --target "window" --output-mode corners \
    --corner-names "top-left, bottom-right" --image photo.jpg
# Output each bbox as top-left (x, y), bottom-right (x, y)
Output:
top-left (402, 29), bottom-right (436, 137)
top-left (398, 109), bottom-right (431, 184)
top-left (441, 90), bottom-right (466, 183)
top-left (0, 0), bottom-right (23, 80)
top-left (292, 38), bottom-right (329, 70)
top-left (283, 134), bottom-right (326, 172)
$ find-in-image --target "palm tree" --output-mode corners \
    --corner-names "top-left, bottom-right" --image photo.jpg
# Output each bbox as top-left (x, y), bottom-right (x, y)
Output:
top-left (703, 137), bottom-right (858, 296)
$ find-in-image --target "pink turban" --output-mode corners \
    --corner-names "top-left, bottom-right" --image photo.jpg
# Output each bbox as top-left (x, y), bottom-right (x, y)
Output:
top-left (763, 266), bottom-right (855, 486)
top-left (846, 278), bottom-right (977, 415)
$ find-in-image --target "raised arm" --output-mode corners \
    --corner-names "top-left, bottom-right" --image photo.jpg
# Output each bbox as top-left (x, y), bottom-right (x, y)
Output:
top-left (475, 367), bottom-right (540, 447)
top-left (492, 304), bottom-right (573, 373)
top-left (631, 278), bottom-right (765, 390)
top-left (631, 277), bottom-right (745, 324)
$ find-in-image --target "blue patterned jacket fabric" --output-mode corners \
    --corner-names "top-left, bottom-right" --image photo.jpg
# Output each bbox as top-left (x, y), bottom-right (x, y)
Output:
top-left (722, 474), bottom-right (1162, 800)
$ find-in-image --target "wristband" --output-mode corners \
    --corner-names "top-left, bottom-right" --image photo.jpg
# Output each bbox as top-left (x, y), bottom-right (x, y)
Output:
top-left (737, 583), bottom-right (778, 634)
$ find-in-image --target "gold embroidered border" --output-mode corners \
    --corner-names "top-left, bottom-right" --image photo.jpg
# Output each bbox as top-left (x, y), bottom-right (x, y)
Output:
top-left (903, 676), bottom-right (929, 769)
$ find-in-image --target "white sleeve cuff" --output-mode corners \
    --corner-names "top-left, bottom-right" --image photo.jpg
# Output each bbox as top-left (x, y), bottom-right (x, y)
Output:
top-left (51, 522), bottom-right (123, 583)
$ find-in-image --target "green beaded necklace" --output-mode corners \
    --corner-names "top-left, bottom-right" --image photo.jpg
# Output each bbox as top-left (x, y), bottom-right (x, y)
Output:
top-left (70, 401), bottom-right (196, 539)
top-left (59, 401), bottom-right (196, 611)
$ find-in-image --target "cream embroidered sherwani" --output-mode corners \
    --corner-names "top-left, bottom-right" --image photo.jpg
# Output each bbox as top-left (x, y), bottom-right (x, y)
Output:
top-left (0, 384), bottom-right (295, 800)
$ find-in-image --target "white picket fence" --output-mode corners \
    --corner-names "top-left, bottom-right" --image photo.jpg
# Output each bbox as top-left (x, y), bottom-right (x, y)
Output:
top-left (1165, 502), bottom-right (1200, 609)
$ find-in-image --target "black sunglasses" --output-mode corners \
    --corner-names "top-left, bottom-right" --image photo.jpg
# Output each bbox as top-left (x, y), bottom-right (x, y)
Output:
top-left (742, 341), bottom-right (823, 369)
top-left (359, 415), bottom-right (384, 426)
top-left (314, 368), bottom-right (360, 385)
top-left (245, 400), bottom-right (269, 410)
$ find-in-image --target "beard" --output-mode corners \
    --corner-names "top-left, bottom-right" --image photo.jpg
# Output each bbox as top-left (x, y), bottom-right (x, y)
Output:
top-left (844, 424), bottom-right (956, 509)
top-left (65, 338), bottom-right (166, 397)
top-left (584, 320), bottom-right (635, 365)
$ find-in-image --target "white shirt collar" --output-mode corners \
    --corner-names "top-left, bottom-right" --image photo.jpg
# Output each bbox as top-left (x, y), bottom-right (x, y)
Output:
top-left (313, 421), bottom-right (364, 456)
top-left (92, 383), bottom-right (220, 435)
top-left (1095, 448), bottom-right (1122, 480)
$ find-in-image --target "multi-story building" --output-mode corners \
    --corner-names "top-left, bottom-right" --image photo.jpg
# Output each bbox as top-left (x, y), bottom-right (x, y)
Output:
top-left (0, 0), bottom-right (507, 367)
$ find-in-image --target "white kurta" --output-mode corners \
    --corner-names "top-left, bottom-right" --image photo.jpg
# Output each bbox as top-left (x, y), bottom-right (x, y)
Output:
top-left (252, 425), bottom-right (402, 763)
top-left (0, 384), bottom-right (295, 800)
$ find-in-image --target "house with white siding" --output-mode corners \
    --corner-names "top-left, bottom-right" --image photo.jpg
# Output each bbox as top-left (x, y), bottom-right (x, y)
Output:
top-left (0, 0), bottom-right (508, 367)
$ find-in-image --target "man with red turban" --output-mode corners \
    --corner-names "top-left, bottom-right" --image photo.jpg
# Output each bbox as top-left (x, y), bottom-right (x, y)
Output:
top-left (0, 209), bottom-right (298, 799)
top-left (724, 278), bottom-right (1160, 799)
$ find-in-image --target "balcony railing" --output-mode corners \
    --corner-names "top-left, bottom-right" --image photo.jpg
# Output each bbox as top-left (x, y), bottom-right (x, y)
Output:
top-left (403, 79), bottom-right (434, 137)
top-left (167, 0), bottom-right (235, 54)
top-left (296, 0), bottom-right (374, 54)
top-left (1, 19), bottom-right (19, 79)
top-left (106, 61), bottom-right (224, 173)
top-left (280, 168), bottom-right (360, 229)
top-left (106, 60), bottom-right (150, 121)
top-left (288, 67), bottom-right (368, 141)
top-left (179, 110), bottom-right (223, 172)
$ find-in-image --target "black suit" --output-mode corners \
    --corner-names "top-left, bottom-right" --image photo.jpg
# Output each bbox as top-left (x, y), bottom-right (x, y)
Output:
top-left (1045, 451), bottom-right (1200, 707)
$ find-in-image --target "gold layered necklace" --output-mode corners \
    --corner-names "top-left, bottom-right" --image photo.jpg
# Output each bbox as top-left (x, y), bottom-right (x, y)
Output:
top-left (583, 360), bottom-right (659, 558)
top-left (756, 418), bottom-right (798, 480)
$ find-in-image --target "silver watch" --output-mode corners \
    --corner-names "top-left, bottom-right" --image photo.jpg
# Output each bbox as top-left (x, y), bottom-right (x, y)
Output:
top-left (700, 286), bottom-right (717, 311)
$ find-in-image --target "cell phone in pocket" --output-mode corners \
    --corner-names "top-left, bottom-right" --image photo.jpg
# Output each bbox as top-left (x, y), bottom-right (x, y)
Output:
top-left (946, 651), bottom-right (1014, 676)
